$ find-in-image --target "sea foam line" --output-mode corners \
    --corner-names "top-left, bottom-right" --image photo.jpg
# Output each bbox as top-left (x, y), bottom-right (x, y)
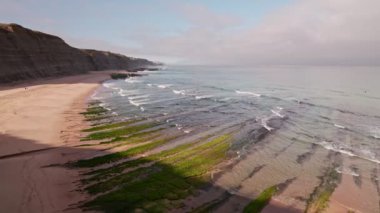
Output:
top-left (318, 141), bottom-right (380, 164)
top-left (235, 90), bottom-right (261, 97)
top-left (271, 108), bottom-right (285, 118)
top-left (157, 84), bottom-right (172, 89)
top-left (128, 95), bottom-right (150, 100)
top-left (195, 95), bottom-right (213, 100)
top-left (261, 118), bottom-right (274, 131)
top-left (173, 90), bottom-right (186, 95)
top-left (129, 100), bottom-right (141, 107)
top-left (125, 78), bottom-right (142, 83)
top-left (334, 124), bottom-right (346, 129)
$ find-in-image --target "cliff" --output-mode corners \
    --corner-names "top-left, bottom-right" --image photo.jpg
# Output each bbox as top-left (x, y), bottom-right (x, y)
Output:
top-left (0, 23), bottom-right (157, 83)
top-left (82, 49), bottom-right (155, 71)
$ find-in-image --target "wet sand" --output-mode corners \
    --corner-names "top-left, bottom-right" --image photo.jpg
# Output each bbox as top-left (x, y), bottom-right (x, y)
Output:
top-left (0, 72), bottom-right (112, 212)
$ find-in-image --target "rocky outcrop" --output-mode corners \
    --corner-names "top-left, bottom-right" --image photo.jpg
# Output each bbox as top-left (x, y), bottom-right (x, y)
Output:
top-left (0, 23), bottom-right (157, 83)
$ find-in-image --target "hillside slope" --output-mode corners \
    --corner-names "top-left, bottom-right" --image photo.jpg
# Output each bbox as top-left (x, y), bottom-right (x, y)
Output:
top-left (0, 23), bottom-right (157, 83)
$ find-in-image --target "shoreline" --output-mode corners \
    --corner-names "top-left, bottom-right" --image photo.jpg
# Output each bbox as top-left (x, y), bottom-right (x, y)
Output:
top-left (0, 71), bottom-right (112, 212)
top-left (0, 69), bottom-right (376, 212)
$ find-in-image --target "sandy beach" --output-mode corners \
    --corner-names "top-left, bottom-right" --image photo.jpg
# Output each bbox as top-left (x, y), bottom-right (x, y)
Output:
top-left (0, 71), bottom-right (112, 212)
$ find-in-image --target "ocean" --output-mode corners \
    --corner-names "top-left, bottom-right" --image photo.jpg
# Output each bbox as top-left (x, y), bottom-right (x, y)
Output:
top-left (91, 65), bottom-right (380, 211)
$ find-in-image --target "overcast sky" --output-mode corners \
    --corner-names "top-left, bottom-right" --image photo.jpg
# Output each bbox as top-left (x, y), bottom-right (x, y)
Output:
top-left (1, 0), bottom-right (379, 65)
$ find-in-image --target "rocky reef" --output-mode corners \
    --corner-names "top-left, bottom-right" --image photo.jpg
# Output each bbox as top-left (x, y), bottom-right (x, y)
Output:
top-left (0, 23), bottom-right (158, 83)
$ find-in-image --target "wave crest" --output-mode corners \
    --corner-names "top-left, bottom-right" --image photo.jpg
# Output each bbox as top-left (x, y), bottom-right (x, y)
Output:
top-left (235, 90), bottom-right (261, 97)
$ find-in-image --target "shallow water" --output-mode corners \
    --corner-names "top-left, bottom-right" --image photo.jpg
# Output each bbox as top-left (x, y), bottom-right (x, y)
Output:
top-left (91, 65), bottom-right (380, 211)
top-left (95, 65), bottom-right (380, 164)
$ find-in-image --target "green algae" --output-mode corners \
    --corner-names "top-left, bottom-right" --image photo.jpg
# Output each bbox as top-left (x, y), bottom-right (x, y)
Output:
top-left (81, 106), bottom-right (108, 115)
top-left (190, 192), bottom-right (231, 213)
top-left (305, 166), bottom-right (341, 213)
top-left (243, 185), bottom-right (278, 213)
top-left (82, 134), bottom-right (232, 212)
top-left (82, 119), bottom-right (144, 132)
top-left (74, 134), bottom-right (180, 167)
top-left (81, 122), bottom-right (160, 141)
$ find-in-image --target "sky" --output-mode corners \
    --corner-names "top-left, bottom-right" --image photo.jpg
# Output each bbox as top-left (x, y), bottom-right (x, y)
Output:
top-left (1, 0), bottom-right (379, 66)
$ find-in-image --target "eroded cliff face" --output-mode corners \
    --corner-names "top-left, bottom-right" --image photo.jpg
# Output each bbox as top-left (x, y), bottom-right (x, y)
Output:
top-left (0, 23), bottom-right (157, 83)
top-left (82, 49), bottom-right (155, 71)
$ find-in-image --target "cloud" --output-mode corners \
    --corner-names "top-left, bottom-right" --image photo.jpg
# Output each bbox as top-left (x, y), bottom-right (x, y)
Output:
top-left (127, 0), bottom-right (380, 66)
top-left (4, 0), bottom-right (378, 65)
top-left (177, 3), bottom-right (242, 30)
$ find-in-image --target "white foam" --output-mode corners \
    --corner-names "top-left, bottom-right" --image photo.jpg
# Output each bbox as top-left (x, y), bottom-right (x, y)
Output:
top-left (335, 167), bottom-right (360, 177)
top-left (129, 100), bottom-right (141, 107)
top-left (103, 82), bottom-right (115, 89)
top-left (147, 83), bottom-right (153, 87)
top-left (261, 118), bottom-right (274, 131)
top-left (140, 107), bottom-right (145, 112)
top-left (91, 92), bottom-right (101, 100)
top-left (157, 84), bottom-right (172, 89)
top-left (112, 112), bottom-right (118, 115)
top-left (235, 90), bottom-right (261, 97)
top-left (125, 78), bottom-right (142, 84)
top-left (99, 103), bottom-right (111, 111)
top-left (195, 95), bottom-right (213, 100)
top-left (334, 124), bottom-right (346, 129)
top-left (318, 141), bottom-right (380, 164)
top-left (271, 108), bottom-right (285, 118)
top-left (319, 141), bottom-right (356, 157)
top-left (370, 127), bottom-right (380, 139)
top-left (360, 148), bottom-right (376, 159)
top-left (175, 123), bottom-right (182, 130)
top-left (184, 129), bottom-right (192, 134)
top-left (173, 90), bottom-right (186, 95)
top-left (118, 89), bottom-right (127, 97)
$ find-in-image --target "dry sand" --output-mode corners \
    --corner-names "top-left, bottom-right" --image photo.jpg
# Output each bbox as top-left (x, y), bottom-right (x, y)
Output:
top-left (0, 71), bottom-right (112, 212)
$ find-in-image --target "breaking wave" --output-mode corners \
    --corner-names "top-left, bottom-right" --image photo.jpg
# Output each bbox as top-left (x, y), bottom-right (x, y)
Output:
top-left (157, 84), bottom-right (172, 89)
top-left (319, 141), bottom-right (355, 157)
top-left (271, 107), bottom-right (285, 118)
top-left (125, 78), bottom-right (142, 84)
top-left (129, 100), bottom-right (140, 107)
top-left (319, 141), bottom-right (380, 164)
top-left (103, 82), bottom-right (118, 89)
top-left (173, 90), bottom-right (186, 95)
top-left (195, 95), bottom-right (213, 100)
top-left (235, 90), bottom-right (261, 97)
top-left (128, 95), bottom-right (150, 100)
top-left (261, 118), bottom-right (274, 131)
top-left (334, 124), bottom-right (346, 129)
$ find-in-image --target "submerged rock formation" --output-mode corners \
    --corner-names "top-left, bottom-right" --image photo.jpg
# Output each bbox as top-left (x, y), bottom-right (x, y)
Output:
top-left (0, 23), bottom-right (157, 83)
